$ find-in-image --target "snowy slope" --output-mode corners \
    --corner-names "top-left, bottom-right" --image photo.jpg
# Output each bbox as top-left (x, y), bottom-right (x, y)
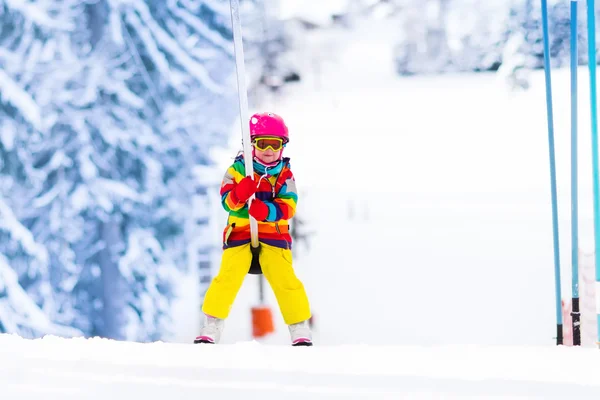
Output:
top-left (168, 14), bottom-right (600, 349)
top-left (287, 18), bottom-right (600, 347)
top-left (2, 334), bottom-right (600, 399)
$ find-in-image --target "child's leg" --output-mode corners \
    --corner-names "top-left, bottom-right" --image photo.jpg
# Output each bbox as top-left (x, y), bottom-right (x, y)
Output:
top-left (202, 244), bottom-right (253, 319)
top-left (259, 243), bottom-right (311, 325)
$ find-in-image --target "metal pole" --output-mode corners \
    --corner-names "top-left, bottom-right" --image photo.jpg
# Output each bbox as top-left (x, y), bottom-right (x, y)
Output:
top-left (541, 0), bottom-right (564, 345)
top-left (585, 0), bottom-right (600, 348)
top-left (571, 0), bottom-right (582, 346)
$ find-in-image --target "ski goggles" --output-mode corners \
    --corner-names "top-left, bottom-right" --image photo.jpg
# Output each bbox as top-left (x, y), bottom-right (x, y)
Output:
top-left (252, 137), bottom-right (284, 151)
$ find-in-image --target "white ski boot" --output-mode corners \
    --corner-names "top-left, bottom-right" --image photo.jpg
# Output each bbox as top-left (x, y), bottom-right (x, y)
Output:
top-left (194, 314), bottom-right (224, 344)
top-left (289, 319), bottom-right (313, 346)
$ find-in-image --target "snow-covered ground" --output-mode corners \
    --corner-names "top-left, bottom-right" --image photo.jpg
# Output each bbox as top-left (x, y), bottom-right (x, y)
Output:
top-left (1, 334), bottom-right (600, 399)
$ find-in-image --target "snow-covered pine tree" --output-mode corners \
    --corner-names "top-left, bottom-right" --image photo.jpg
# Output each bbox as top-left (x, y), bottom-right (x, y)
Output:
top-left (240, 0), bottom-right (302, 107)
top-left (387, 0), bottom-right (595, 77)
top-left (0, 0), bottom-right (87, 338)
top-left (445, 0), bottom-right (508, 72)
top-left (0, 196), bottom-right (82, 337)
top-left (0, 0), bottom-right (268, 342)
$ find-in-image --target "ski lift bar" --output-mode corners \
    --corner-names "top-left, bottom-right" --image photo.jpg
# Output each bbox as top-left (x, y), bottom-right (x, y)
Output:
top-left (230, 0), bottom-right (259, 249)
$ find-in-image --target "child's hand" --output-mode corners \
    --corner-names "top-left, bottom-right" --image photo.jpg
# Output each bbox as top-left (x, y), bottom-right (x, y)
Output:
top-left (248, 198), bottom-right (269, 221)
top-left (233, 176), bottom-right (257, 203)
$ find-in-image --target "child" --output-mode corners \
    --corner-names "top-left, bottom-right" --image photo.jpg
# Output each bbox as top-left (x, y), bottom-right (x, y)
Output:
top-left (194, 112), bottom-right (313, 346)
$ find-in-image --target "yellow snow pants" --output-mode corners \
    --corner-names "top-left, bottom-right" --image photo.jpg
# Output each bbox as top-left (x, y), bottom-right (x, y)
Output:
top-left (202, 243), bottom-right (311, 325)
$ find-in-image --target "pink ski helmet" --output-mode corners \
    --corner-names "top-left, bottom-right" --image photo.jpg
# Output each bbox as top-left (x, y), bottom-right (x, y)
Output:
top-left (249, 112), bottom-right (289, 143)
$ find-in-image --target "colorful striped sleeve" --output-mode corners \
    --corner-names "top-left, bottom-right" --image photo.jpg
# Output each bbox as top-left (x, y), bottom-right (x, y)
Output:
top-left (264, 172), bottom-right (298, 222)
top-left (220, 162), bottom-right (247, 212)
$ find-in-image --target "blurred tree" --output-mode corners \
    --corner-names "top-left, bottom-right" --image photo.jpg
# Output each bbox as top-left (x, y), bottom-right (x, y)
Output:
top-left (243, 0), bottom-right (303, 108)
top-left (0, 0), bottom-right (278, 342)
top-left (389, 0), bottom-right (595, 79)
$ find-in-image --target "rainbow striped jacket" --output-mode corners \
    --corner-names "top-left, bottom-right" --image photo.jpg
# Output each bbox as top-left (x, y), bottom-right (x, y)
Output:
top-left (220, 155), bottom-right (298, 250)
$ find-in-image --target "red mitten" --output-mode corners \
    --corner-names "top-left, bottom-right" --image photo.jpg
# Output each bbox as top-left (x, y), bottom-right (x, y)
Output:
top-left (233, 176), bottom-right (257, 203)
top-left (249, 199), bottom-right (269, 221)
